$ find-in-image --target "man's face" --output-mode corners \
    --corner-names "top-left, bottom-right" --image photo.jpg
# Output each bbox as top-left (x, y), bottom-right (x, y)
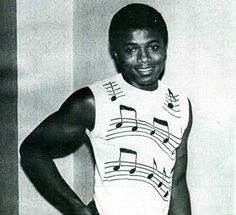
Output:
top-left (114, 28), bottom-right (167, 91)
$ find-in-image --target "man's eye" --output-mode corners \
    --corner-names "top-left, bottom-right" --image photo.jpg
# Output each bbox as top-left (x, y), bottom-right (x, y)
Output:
top-left (125, 48), bottom-right (136, 53)
top-left (149, 45), bottom-right (160, 51)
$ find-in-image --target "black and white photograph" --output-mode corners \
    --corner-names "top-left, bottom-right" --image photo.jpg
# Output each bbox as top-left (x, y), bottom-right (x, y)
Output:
top-left (0, 0), bottom-right (235, 214)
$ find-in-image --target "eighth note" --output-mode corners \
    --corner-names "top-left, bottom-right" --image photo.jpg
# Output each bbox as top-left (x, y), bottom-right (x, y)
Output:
top-left (116, 105), bottom-right (138, 132)
top-left (167, 89), bottom-right (177, 109)
top-left (150, 117), bottom-right (169, 143)
top-left (147, 158), bottom-right (157, 179)
top-left (113, 148), bottom-right (137, 174)
top-left (109, 82), bottom-right (117, 101)
top-left (158, 167), bottom-right (166, 188)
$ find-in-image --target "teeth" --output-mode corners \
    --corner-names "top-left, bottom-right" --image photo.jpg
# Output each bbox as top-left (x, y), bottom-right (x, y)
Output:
top-left (137, 68), bottom-right (152, 72)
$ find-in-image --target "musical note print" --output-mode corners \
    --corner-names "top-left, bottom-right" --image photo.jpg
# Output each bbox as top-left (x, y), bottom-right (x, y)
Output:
top-left (167, 89), bottom-right (177, 109)
top-left (162, 88), bottom-right (181, 118)
top-left (150, 117), bottom-right (169, 143)
top-left (146, 163), bottom-right (172, 199)
top-left (104, 155), bottom-right (173, 201)
top-left (116, 105), bottom-right (138, 132)
top-left (147, 158), bottom-right (157, 179)
top-left (103, 81), bottom-right (125, 101)
top-left (163, 190), bottom-right (169, 198)
top-left (157, 168), bottom-right (166, 188)
top-left (106, 113), bottom-right (181, 160)
top-left (146, 161), bottom-right (171, 199)
top-left (113, 148), bottom-right (137, 174)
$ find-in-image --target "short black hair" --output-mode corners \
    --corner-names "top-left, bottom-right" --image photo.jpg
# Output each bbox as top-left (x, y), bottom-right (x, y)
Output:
top-left (109, 3), bottom-right (168, 52)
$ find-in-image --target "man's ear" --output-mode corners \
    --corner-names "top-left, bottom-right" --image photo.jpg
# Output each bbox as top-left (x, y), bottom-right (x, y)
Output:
top-left (113, 52), bottom-right (119, 61)
top-left (111, 51), bottom-right (119, 63)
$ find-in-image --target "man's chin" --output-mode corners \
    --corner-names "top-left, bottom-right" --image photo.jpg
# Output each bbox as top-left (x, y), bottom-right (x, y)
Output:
top-left (135, 78), bottom-right (159, 90)
top-left (138, 76), bottom-right (159, 86)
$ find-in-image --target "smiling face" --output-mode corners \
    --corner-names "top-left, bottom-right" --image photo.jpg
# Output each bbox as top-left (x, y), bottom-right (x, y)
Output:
top-left (114, 28), bottom-right (167, 91)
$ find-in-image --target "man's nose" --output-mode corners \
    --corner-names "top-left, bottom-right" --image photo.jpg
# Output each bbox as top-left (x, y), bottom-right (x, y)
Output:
top-left (137, 48), bottom-right (151, 63)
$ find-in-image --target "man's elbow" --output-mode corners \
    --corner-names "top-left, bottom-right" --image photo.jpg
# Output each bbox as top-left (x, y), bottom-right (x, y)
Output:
top-left (20, 140), bottom-right (34, 169)
top-left (20, 136), bottom-right (38, 158)
top-left (19, 136), bottom-right (45, 169)
top-left (19, 139), bottom-right (29, 159)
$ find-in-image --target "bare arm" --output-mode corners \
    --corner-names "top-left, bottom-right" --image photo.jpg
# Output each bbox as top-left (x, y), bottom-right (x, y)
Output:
top-left (20, 87), bottom-right (96, 215)
top-left (168, 99), bottom-right (193, 215)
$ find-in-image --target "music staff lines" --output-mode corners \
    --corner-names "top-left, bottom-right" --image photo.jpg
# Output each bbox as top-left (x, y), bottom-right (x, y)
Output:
top-left (107, 123), bottom-right (180, 159)
top-left (165, 96), bottom-right (179, 103)
top-left (106, 126), bottom-right (176, 148)
top-left (162, 106), bottom-right (181, 118)
top-left (109, 117), bottom-right (181, 141)
top-left (165, 90), bottom-right (179, 99)
top-left (103, 81), bottom-right (125, 101)
top-left (165, 97), bottom-right (180, 104)
top-left (165, 89), bottom-right (180, 111)
top-left (108, 91), bottom-right (123, 96)
top-left (106, 134), bottom-right (175, 160)
top-left (103, 81), bottom-right (116, 86)
top-left (107, 87), bottom-right (121, 92)
top-left (105, 161), bottom-right (172, 182)
top-left (103, 148), bottom-right (172, 201)
top-left (110, 95), bottom-right (125, 99)
top-left (164, 103), bottom-right (180, 112)
top-left (107, 125), bottom-right (177, 150)
top-left (107, 118), bottom-right (181, 147)
top-left (104, 171), bottom-right (171, 190)
top-left (104, 160), bottom-right (172, 185)
top-left (103, 174), bottom-right (170, 201)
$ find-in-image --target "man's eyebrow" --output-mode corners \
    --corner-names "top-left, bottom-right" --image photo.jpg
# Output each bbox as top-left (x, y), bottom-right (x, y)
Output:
top-left (123, 39), bottom-right (162, 46)
top-left (148, 39), bottom-right (162, 43)
top-left (123, 42), bottom-right (138, 46)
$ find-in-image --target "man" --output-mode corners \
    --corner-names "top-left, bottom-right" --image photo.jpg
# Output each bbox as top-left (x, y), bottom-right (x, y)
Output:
top-left (20, 3), bottom-right (192, 215)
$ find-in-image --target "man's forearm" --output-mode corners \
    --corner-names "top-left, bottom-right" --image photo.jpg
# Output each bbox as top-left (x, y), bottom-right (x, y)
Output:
top-left (168, 179), bottom-right (191, 215)
top-left (21, 154), bottom-right (85, 214)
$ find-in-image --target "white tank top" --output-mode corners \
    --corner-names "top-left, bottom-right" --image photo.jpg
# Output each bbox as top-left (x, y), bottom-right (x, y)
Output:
top-left (86, 73), bottom-right (189, 215)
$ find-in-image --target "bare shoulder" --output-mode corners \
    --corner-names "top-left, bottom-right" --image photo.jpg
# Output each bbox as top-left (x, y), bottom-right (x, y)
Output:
top-left (59, 87), bottom-right (95, 130)
top-left (59, 87), bottom-right (95, 112)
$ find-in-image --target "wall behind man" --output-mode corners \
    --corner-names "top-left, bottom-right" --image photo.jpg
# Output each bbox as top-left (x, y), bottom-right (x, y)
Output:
top-left (73, 0), bottom-right (236, 214)
top-left (0, 1), bottom-right (17, 214)
top-left (18, 1), bottom-right (74, 214)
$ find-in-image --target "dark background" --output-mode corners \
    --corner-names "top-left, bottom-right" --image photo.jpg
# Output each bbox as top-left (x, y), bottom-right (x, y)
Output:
top-left (0, 0), bottom-right (18, 214)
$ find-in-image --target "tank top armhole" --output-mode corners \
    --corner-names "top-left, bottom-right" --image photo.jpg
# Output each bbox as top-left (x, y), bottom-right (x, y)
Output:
top-left (87, 84), bottom-right (106, 136)
top-left (180, 96), bottom-right (191, 136)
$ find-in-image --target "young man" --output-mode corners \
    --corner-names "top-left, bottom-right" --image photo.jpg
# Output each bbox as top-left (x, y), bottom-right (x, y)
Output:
top-left (20, 3), bottom-right (192, 215)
